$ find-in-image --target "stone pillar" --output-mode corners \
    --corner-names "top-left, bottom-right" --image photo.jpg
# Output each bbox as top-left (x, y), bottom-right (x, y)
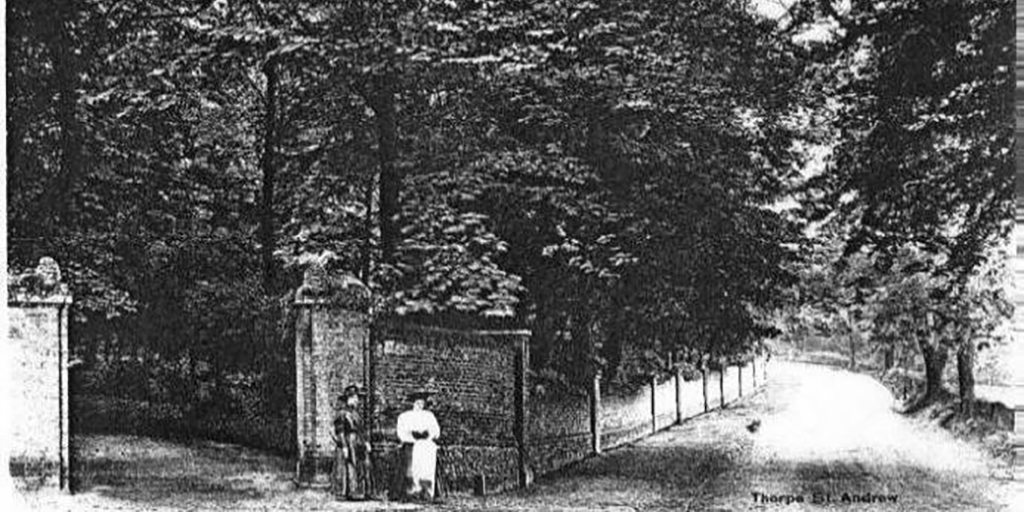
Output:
top-left (8, 257), bottom-right (72, 492)
top-left (293, 266), bottom-right (370, 486)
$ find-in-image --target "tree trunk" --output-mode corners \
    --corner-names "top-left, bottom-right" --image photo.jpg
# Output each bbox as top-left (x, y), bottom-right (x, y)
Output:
top-left (917, 338), bottom-right (948, 408)
top-left (370, 83), bottom-right (399, 263)
top-left (567, 308), bottom-right (596, 386)
top-left (903, 312), bottom-right (949, 413)
top-left (883, 345), bottom-right (894, 371)
top-left (361, 176), bottom-right (375, 281)
top-left (956, 337), bottom-right (976, 417)
top-left (530, 307), bottom-right (556, 371)
top-left (848, 335), bottom-right (857, 371)
top-left (601, 299), bottom-right (626, 379)
top-left (258, 57), bottom-right (279, 286)
top-left (600, 327), bottom-right (623, 382)
top-left (45, 3), bottom-right (81, 229)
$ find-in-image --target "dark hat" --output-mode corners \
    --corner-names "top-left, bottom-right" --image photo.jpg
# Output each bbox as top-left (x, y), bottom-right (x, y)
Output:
top-left (342, 384), bottom-right (366, 398)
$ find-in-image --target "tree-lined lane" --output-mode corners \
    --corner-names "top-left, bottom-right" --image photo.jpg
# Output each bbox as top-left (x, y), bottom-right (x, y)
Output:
top-left (441, 362), bottom-right (1022, 511)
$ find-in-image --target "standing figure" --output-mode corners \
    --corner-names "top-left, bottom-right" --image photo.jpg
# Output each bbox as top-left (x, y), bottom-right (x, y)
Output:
top-left (332, 385), bottom-right (372, 500)
top-left (396, 390), bottom-right (441, 501)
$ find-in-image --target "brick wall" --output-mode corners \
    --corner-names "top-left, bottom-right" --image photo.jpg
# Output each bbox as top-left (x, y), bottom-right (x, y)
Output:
top-left (8, 287), bottom-right (71, 491)
top-left (526, 392), bottom-right (591, 477)
top-left (369, 323), bottom-right (528, 493)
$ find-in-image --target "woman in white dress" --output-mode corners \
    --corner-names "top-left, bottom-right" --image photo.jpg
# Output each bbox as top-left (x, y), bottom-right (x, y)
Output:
top-left (396, 390), bottom-right (440, 500)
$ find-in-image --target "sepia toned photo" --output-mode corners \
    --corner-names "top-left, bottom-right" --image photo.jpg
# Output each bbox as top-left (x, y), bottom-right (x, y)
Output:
top-left (4, 0), bottom-right (1023, 510)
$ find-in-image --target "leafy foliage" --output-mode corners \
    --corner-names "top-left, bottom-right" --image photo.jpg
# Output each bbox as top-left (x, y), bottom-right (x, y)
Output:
top-left (10, 0), bottom-right (818, 392)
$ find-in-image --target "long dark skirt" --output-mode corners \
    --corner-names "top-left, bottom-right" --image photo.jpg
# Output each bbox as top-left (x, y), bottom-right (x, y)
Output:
top-left (332, 444), bottom-right (369, 500)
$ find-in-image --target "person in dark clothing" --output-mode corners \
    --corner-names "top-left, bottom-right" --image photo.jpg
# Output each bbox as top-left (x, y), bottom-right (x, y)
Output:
top-left (332, 384), bottom-right (371, 500)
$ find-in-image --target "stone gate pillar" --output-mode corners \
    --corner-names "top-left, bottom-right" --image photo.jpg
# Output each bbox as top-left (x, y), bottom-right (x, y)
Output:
top-left (7, 257), bottom-right (72, 492)
top-left (293, 265), bottom-right (371, 486)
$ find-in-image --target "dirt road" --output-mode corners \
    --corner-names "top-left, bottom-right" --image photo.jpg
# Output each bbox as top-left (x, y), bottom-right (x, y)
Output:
top-left (441, 362), bottom-right (1022, 511)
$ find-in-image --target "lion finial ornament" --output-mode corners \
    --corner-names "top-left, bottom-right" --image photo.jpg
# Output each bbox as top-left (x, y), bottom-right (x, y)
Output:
top-left (8, 256), bottom-right (70, 301)
top-left (295, 253), bottom-right (370, 310)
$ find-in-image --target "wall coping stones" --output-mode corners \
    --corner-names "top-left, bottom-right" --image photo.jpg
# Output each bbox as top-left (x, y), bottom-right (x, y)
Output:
top-left (376, 322), bottom-right (530, 350)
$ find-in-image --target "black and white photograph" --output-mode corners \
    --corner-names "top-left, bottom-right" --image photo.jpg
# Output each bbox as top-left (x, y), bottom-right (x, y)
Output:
top-left (3, 0), bottom-right (1023, 510)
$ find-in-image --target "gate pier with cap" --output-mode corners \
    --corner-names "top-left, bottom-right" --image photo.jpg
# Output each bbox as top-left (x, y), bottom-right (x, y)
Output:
top-left (293, 263), bottom-right (371, 487)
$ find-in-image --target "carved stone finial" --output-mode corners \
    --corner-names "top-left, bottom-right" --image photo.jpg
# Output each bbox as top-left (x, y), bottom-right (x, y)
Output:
top-left (295, 260), bottom-right (370, 311)
top-left (36, 257), bottom-right (61, 289)
top-left (8, 257), bottom-right (70, 303)
top-left (302, 259), bottom-right (329, 294)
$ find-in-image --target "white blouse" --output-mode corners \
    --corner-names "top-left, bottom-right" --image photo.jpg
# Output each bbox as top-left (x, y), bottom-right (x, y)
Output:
top-left (396, 409), bottom-right (441, 444)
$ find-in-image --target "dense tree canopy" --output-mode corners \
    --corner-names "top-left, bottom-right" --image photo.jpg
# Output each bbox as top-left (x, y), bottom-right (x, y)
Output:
top-left (8, 0), bottom-right (818, 386)
top-left (9, 0), bottom-right (1010, 402)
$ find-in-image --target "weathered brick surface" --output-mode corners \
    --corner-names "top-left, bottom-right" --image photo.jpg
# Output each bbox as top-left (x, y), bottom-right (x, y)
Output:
top-left (526, 393), bottom-right (590, 477)
top-left (370, 323), bottom-right (528, 492)
top-left (8, 297), bottom-right (70, 491)
top-left (371, 442), bottom-right (520, 495)
top-left (294, 301), bottom-right (369, 487)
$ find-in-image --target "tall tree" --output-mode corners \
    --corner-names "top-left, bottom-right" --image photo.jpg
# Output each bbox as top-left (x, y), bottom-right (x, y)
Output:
top-left (795, 0), bottom-right (1014, 407)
